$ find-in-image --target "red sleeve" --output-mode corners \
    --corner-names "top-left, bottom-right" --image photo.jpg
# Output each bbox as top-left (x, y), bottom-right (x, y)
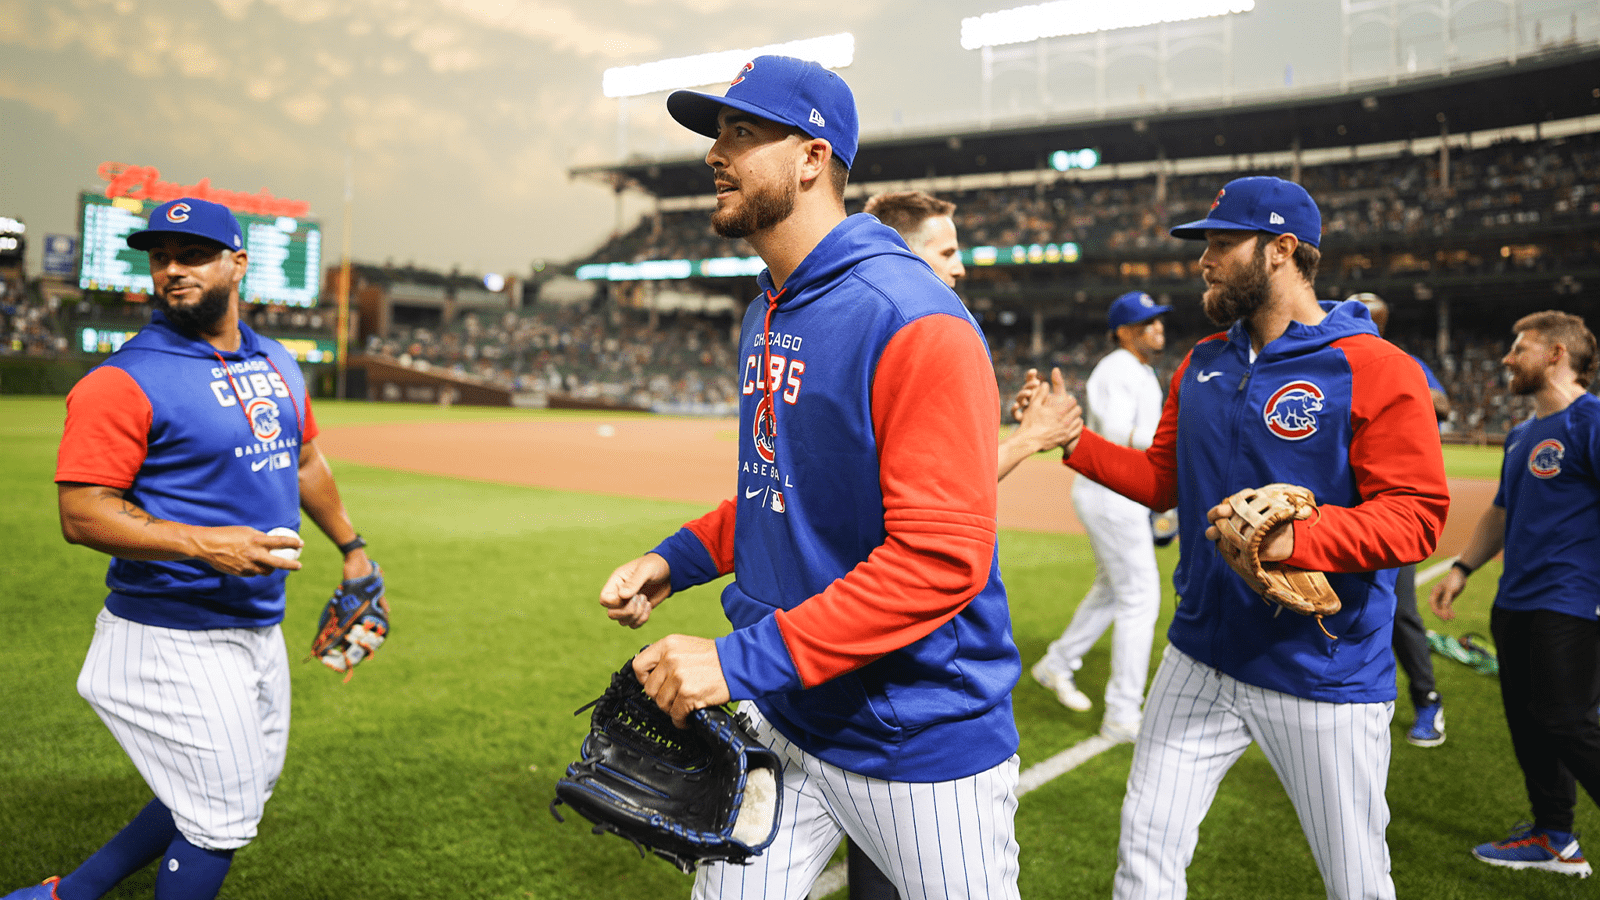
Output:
top-left (55, 366), bottom-right (151, 488)
top-left (1064, 351), bottom-right (1190, 512)
top-left (302, 396), bottom-right (320, 442)
top-left (683, 498), bottom-right (737, 575)
top-left (1286, 337), bottom-right (1450, 571)
top-left (775, 314), bottom-right (1001, 687)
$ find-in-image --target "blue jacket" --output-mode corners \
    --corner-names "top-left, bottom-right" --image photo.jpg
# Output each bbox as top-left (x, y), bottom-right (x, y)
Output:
top-left (654, 214), bottom-right (1019, 781)
top-left (1070, 301), bottom-right (1449, 702)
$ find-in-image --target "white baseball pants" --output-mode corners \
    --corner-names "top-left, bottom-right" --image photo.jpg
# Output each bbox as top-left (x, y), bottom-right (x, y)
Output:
top-left (1042, 481), bottom-right (1161, 726)
top-left (78, 607), bottom-right (291, 850)
top-left (1114, 646), bottom-right (1395, 900)
top-left (692, 705), bottom-right (1021, 900)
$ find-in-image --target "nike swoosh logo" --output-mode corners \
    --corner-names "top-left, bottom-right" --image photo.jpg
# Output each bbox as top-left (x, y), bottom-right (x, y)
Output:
top-left (1196, 371), bottom-right (1224, 382)
top-left (251, 458), bottom-right (270, 471)
top-left (745, 486), bottom-right (767, 499)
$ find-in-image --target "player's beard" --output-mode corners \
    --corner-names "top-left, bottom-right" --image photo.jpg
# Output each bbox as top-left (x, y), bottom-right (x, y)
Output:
top-left (1508, 362), bottom-right (1546, 395)
top-left (156, 281), bottom-right (232, 335)
top-left (711, 166), bottom-right (797, 239)
top-left (1201, 243), bottom-right (1270, 327)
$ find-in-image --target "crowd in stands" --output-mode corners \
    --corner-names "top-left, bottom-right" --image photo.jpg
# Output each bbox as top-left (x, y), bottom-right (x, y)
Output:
top-left (364, 304), bottom-right (741, 415)
top-left (586, 132), bottom-right (1600, 273)
top-left (1, 294), bottom-right (68, 355)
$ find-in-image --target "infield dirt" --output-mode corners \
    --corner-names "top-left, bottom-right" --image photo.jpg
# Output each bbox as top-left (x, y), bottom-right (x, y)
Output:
top-left (317, 415), bottom-right (1492, 555)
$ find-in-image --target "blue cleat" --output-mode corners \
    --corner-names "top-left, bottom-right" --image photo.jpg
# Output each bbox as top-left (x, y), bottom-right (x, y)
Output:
top-left (1472, 824), bottom-right (1592, 877)
top-left (1406, 702), bottom-right (1445, 747)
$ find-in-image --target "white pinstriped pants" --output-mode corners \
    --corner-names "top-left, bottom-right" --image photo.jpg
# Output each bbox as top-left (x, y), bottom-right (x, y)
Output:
top-left (77, 607), bottom-right (291, 851)
top-left (1114, 645), bottom-right (1395, 900)
top-left (692, 705), bottom-right (1021, 900)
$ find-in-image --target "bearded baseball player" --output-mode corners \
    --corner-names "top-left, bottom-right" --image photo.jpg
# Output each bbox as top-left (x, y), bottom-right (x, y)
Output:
top-left (597, 56), bottom-right (1022, 899)
top-left (1432, 310), bottom-right (1600, 877)
top-left (1057, 176), bottom-right (1449, 899)
top-left (8, 198), bottom-right (379, 900)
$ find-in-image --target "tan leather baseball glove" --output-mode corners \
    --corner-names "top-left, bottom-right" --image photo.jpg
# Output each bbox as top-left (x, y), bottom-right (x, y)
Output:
top-left (1214, 484), bottom-right (1341, 634)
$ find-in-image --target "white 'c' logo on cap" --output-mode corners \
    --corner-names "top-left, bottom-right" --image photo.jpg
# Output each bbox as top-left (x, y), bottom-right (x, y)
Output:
top-left (166, 203), bottom-right (192, 223)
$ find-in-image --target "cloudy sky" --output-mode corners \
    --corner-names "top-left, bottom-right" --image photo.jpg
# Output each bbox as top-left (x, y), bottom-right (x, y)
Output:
top-left (0, 0), bottom-right (1555, 279)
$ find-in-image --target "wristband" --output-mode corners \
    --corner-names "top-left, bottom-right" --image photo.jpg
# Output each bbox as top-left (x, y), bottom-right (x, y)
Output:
top-left (337, 534), bottom-right (367, 556)
top-left (1450, 559), bottom-right (1474, 578)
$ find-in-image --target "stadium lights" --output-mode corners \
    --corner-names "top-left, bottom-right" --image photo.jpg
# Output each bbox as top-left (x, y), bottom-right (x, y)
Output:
top-left (602, 33), bottom-right (855, 98)
top-left (961, 0), bottom-right (1255, 49)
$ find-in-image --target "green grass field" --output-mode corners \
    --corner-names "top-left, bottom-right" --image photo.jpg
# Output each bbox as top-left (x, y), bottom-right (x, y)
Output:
top-left (1, 397), bottom-right (1592, 899)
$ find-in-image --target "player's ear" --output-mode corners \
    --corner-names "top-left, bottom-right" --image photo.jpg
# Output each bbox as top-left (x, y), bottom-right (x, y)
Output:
top-left (230, 250), bottom-right (248, 286)
top-left (797, 137), bottom-right (832, 189)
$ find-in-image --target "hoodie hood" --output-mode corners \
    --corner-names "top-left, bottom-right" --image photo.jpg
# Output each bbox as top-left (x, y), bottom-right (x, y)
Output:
top-left (120, 309), bottom-right (263, 361)
top-left (1229, 299), bottom-right (1380, 359)
top-left (756, 214), bottom-right (938, 310)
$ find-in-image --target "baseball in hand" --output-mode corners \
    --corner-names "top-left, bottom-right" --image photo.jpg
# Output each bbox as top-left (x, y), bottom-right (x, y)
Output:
top-left (267, 526), bottom-right (303, 561)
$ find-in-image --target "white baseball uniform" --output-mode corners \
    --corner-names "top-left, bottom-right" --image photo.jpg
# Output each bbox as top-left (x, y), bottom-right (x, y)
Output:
top-left (1040, 347), bottom-right (1164, 729)
top-left (691, 705), bottom-right (1022, 900)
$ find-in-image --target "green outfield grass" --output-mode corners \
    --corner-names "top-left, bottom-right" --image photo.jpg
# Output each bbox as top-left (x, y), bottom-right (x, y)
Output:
top-left (2, 397), bottom-right (1592, 899)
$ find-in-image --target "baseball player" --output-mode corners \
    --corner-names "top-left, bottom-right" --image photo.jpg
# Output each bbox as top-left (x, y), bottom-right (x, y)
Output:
top-left (1431, 310), bottom-right (1600, 878)
top-left (1351, 291), bottom-right (1452, 747)
top-left (597, 56), bottom-right (1022, 900)
top-left (1029, 291), bottom-right (1169, 743)
top-left (1056, 176), bottom-right (1449, 899)
top-left (861, 190), bottom-right (965, 288)
top-left (7, 198), bottom-right (377, 900)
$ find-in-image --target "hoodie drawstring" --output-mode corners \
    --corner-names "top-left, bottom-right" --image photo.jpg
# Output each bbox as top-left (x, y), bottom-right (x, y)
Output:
top-left (213, 350), bottom-right (305, 442)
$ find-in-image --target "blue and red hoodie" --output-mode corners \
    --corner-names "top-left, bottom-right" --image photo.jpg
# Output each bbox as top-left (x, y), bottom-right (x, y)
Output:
top-left (55, 311), bottom-right (314, 630)
top-left (1067, 301), bottom-right (1449, 702)
top-left (651, 214), bottom-right (1019, 782)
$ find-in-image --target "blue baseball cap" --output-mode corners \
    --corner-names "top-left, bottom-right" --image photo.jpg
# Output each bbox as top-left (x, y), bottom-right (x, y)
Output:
top-left (1169, 176), bottom-right (1322, 248)
top-left (667, 55), bottom-right (859, 170)
top-left (1108, 291), bottom-right (1171, 331)
top-left (127, 198), bottom-right (244, 252)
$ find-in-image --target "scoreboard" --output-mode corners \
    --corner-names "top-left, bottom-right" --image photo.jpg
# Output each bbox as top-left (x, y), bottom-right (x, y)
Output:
top-left (78, 193), bottom-right (322, 307)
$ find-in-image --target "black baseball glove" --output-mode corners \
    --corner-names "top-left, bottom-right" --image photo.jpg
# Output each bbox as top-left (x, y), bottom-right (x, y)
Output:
top-left (308, 563), bottom-right (388, 681)
top-left (550, 657), bottom-right (783, 873)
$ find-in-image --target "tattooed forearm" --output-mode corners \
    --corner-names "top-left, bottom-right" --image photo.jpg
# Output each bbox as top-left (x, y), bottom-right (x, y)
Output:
top-left (115, 500), bottom-right (168, 527)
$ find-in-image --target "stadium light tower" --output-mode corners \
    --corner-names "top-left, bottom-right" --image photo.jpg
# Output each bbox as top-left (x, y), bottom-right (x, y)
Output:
top-left (603, 33), bottom-right (854, 98)
top-left (602, 34), bottom-right (855, 161)
top-left (961, 0), bottom-right (1254, 49)
top-left (962, 0), bottom-right (1255, 123)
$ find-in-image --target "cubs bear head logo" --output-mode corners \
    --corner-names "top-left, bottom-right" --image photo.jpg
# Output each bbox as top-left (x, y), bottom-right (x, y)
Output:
top-left (165, 202), bottom-right (192, 223)
top-left (1263, 380), bottom-right (1324, 441)
top-left (1528, 438), bottom-right (1564, 479)
top-left (246, 397), bottom-right (282, 442)
top-left (753, 392), bottom-right (776, 464)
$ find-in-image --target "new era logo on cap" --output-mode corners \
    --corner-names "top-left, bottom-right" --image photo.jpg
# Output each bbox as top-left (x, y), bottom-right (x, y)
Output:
top-left (1269, 212), bottom-right (1285, 225)
top-left (809, 108), bottom-right (825, 127)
